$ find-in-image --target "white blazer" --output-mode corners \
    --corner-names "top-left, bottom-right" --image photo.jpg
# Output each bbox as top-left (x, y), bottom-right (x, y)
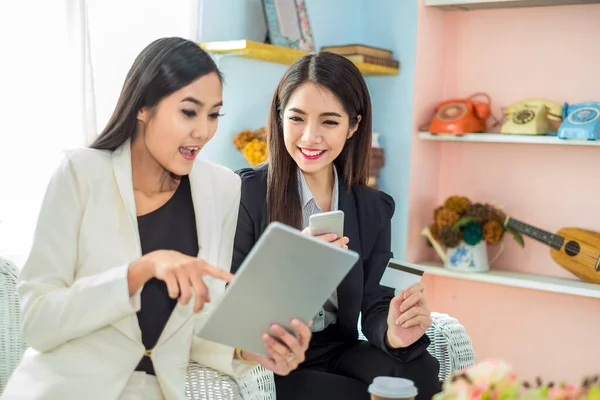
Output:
top-left (1, 142), bottom-right (256, 400)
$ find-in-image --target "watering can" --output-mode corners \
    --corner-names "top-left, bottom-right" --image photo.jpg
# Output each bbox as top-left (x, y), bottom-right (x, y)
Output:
top-left (421, 227), bottom-right (502, 272)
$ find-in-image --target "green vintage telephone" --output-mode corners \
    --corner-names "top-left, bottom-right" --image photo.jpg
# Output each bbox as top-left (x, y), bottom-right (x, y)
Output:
top-left (500, 98), bottom-right (563, 135)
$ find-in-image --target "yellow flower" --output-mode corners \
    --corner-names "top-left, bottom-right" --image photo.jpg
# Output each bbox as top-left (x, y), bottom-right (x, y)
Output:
top-left (435, 207), bottom-right (460, 230)
top-left (243, 139), bottom-right (267, 166)
top-left (444, 195), bottom-right (471, 216)
top-left (233, 129), bottom-right (256, 151)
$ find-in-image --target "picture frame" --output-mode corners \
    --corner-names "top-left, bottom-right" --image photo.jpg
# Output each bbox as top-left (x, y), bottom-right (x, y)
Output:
top-left (261, 0), bottom-right (315, 52)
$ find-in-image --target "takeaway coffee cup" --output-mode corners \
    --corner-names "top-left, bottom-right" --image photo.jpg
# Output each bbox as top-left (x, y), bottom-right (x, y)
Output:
top-left (368, 377), bottom-right (418, 400)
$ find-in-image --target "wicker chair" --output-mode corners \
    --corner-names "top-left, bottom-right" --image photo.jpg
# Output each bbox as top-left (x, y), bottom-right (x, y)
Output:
top-left (1, 256), bottom-right (474, 398)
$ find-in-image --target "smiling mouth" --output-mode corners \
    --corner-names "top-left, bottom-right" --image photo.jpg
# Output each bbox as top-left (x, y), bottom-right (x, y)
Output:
top-left (179, 146), bottom-right (201, 160)
top-left (298, 147), bottom-right (326, 160)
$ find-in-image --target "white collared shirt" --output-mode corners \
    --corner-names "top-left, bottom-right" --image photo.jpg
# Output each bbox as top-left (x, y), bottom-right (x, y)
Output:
top-left (297, 166), bottom-right (339, 332)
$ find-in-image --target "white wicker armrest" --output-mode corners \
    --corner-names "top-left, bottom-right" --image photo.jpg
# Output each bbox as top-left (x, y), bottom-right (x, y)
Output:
top-left (427, 312), bottom-right (476, 381)
top-left (0, 257), bottom-right (27, 393)
top-left (186, 361), bottom-right (243, 399)
top-left (234, 366), bottom-right (276, 400)
top-left (185, 363), bottom-right (275, 400)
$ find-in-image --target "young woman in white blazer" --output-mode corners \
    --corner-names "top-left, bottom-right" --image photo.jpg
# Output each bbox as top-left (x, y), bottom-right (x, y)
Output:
top-left (1, 37), bottom-right (311, 400)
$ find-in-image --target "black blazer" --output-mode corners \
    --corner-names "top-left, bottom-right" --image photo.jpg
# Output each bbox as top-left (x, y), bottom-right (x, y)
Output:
top-left (232, 164), bottom-right (430, 362)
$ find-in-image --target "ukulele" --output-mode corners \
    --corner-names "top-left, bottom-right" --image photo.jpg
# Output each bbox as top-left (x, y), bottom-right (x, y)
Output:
top-left (505, 217), bottom-right (600, 284)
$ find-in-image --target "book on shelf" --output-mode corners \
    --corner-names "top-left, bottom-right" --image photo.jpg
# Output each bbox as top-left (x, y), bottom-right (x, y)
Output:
top-left (321, 44), bottom-right (393, 59)
top-left (342, 54), bottom-right (399, 68)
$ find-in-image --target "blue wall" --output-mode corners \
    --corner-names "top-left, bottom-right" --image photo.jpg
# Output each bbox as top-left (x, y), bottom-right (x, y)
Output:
top-left (198, 57), bottom-right (287, 172)
top-left (197, 0), bottom-right (281, 170)
top-left (197, 0), bottom-right (418, 259)
top-left (198, 0), bottom-right (267, 43)
top-left (303, 0), bottom-right (363, 48)
top-left (361, 1), bottom-right (419, 260)
top-left (197, 0), bottom-right (365, 171)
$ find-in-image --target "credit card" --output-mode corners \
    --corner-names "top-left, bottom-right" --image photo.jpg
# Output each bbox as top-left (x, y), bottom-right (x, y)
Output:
top-left (380, 260), bottom-right (424, 290)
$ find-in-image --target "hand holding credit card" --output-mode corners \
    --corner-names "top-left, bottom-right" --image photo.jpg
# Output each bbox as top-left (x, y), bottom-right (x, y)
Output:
top-left (380, 260), bottom-right (431, 349)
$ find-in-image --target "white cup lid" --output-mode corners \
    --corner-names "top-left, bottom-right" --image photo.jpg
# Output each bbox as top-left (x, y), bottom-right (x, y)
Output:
top-left (368, 377), bottom-right (418, 398)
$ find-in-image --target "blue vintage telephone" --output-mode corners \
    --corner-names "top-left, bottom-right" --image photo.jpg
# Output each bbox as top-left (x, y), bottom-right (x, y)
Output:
top-left (558, 102), bottom-right (600, 140)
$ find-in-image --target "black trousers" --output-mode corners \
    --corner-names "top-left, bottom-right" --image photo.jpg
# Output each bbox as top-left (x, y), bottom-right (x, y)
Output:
top-left (274, 326), bottom-right (441, 400)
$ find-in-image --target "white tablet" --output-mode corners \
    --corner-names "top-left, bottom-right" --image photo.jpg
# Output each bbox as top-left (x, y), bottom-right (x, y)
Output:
top-left (195, 222), bottom-right (359, 357)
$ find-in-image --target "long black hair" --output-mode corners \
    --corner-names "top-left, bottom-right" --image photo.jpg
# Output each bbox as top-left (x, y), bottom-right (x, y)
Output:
top-left (266, 52), bottom-right (373, 229)
top-left (90, 37), bottom-right (221, 151)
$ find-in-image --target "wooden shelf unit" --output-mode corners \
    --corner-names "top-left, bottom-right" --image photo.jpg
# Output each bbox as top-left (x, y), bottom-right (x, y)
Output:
top-left (413, 260), bottom-right (600, 299)
top-left (418, 131), bottom-right (600, 146)
top-left (199, 40), bottom-right (400, 76)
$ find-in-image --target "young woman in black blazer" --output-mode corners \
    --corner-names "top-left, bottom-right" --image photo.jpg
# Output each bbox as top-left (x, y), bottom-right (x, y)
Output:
top-left (232, 52), bottom-right (441, 400)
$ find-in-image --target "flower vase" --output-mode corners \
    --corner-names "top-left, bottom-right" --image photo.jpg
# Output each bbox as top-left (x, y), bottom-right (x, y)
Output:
top-left (444, 240), bottom-right (491, 272)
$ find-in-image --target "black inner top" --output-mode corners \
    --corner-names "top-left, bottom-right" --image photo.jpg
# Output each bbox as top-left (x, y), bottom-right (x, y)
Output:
top-left (135, 175), bottom-right (199, 375)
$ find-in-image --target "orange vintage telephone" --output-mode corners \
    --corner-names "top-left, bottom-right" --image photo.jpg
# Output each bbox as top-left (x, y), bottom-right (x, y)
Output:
top-left (500, 98), bottom-right (563, 135)
top-left (428, 93), bottom-right (492, 135)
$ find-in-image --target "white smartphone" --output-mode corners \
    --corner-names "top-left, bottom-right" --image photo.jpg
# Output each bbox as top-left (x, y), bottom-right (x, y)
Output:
top-left (308, 210), bottom-right (345, 238)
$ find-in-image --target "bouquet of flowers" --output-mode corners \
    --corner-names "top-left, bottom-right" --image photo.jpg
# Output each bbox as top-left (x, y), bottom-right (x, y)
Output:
top-left (428, 195), bottom-right (524, 249)
top-left (435, 359), bottom-right (600, 400)
top-left (233, 126), bottom-right (268, 166)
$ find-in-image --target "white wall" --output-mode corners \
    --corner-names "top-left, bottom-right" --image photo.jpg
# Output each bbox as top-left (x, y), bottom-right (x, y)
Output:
top-left (87, 0), bottom-right (198, 133)
top-left (0, 0), bottom-right (199, 267)
top-left (0, 1), bottom-right (76, 267)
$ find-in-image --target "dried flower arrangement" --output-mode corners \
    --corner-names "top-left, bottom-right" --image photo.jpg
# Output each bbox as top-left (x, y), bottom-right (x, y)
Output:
top-left (428, 196), bottom-right (524, 249)
top-left (233, 127), bottom-right (267, 166)
top-left (434, 359), bottom-right (600, 400)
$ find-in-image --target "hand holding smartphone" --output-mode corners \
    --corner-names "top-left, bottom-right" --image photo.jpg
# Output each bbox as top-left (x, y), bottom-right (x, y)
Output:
top-left (308, 210), bottom-right (344, 238)
top-left (307, 210), bottom-right (349, 249)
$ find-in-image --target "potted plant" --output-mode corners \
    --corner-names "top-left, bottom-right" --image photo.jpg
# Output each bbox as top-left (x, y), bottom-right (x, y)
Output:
top-left (422, 196), bottom-right (524, 272)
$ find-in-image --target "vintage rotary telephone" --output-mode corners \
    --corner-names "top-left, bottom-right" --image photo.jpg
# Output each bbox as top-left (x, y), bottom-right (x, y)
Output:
top-left (500, 98), bottom-right (563, 135)
top-left (427, 93), bottom-right (494, 135)
top-left (558, 102), bottom-right (600, 141)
